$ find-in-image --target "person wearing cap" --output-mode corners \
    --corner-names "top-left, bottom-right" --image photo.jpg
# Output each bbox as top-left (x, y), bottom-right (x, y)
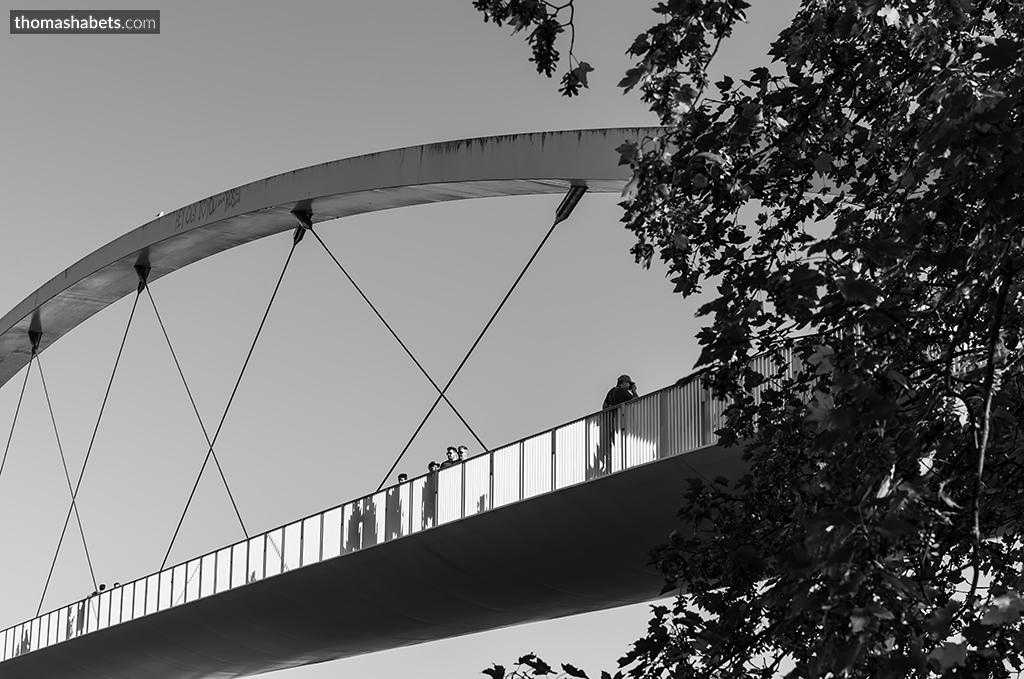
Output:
top-left (593, 374), bottom-right (638, 478)
top-left (603, 374), bottom-right (638, 409)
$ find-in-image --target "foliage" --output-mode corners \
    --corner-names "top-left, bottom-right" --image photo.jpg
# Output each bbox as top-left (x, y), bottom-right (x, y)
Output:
top-left (475, 0), bottom-right (1024, 677)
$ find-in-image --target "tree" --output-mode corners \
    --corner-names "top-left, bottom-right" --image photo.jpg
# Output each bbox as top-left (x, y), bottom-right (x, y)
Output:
top-left (472, 1), bottom-right (1024, 677)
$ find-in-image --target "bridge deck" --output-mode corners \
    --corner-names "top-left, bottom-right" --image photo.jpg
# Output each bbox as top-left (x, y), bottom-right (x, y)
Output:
top-left (0, 367), bottom-right (762, 679)
top-left (0, 441), bottom-right (739, 679)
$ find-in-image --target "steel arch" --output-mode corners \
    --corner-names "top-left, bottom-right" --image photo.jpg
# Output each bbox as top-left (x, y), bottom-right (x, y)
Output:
top-left (0, 127), bottom-right (660, 390)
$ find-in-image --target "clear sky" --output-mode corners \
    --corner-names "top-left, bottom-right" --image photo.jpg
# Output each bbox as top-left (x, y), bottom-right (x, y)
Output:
top-left (0, 1), bottom-right (798, 677)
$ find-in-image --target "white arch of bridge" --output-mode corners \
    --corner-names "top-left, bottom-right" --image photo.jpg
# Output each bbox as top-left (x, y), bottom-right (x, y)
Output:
top-left (0, 127), bottom-right (660, 391)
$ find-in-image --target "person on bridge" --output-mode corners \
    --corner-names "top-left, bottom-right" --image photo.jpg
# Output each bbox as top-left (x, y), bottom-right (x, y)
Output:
top-left (593, 375), bottom-right (638, 478)
top-left (428, 461), bottom-right (440, 474)
top-left (440, 446), bottom-right (458, 469)
top-left (457, 445), bottom-right (469, 461)
top-left (603, 375), bottom-right (638, 409)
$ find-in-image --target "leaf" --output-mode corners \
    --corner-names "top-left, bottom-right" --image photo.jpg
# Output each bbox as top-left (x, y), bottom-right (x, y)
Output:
top-left (839, 278), bottom-right (880, 305)
top-left (981, 592), bottom-right (1024, 625)
top-left (483, 665), bottom-right (506, 679)
top-left (615, 142), bottom-right (639, 167)
top-left (978, 37), bottom-right (1021, 72)
top-left (925, 601), bottom-right (960, 639)
top-left (928, 642), bottom-right (967, 671)
top-left (518, 654), bottom-right (553, 676)
top-left (618, 66), bottom-right (645, 92)
top-left (857, 0), bottom-right (884, 15)
top-left (561, 663), bottom-right (589, 679)
top-left (813, 153), bottom-right (834, 175)
top-left (878, 5), bottom-right (899, 25)
top-left (850, 609), bottom-right (871, 633)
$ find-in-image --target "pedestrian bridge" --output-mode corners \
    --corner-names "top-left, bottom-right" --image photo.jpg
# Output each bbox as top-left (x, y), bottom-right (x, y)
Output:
top-left (0, 127), bottom-right (764, 678)
top-left (0, 376), bottom-right (743, 679)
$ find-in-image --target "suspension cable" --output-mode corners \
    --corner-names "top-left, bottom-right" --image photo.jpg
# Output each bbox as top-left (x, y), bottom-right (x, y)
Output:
top-left (0, 354), bottom-right (33, 485)
top-left (160, 233), bottom-right (300, 570)
top-left (144, 284), bottom-right (248, 542)
top-left (374, 201), bottom-right (574, 491)
top-left (307, 227), bottom-right (488, 452)
top-left (38, 290), bottom-right (142, 615)
top-left (36, 352), bottom-right (98, 592)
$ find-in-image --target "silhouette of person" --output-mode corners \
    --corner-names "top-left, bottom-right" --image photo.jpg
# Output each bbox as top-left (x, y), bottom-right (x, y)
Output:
top-left (603, 374), bottom-right (638, 409)
top-left (385, 479), bottom-right (404, 540)
top-left (422, 464), bottom-right (439, 528)
top-left (75, 600), bottom-right (86, 636)
top-left (594, 374), bottom-right (638, 477)
top-left (440, 446), bottom-right (458, 469)
top-left (397, 473), bottom-right (408, 483)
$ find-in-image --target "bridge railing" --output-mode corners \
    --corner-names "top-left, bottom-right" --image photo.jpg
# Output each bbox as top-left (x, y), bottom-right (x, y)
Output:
top-left (0, 352), bottom-right (797, 662)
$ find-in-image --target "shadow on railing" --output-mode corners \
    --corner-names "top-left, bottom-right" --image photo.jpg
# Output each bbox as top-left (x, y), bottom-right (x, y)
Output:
top-left (0, 352), bottom-right (798, 662)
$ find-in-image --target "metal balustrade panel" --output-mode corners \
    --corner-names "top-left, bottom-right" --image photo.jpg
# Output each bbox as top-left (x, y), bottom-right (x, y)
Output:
top-left (248, 535), bottom-right (265, 582)
top-left (231, 542), bottom-right (247, 588)
top-left (146, 573), bottom-right (159, 616)
top-left (463, 455), bottom-right (491, 517)
top-left (664, 380), bottom-right (696, 454)
top-left (522, 433), bottom-right (552, 499)
top-left (266, 529), bottom-right (284, 576)
top-left (54, 609), bottom-right (66, 644)
top-left (215, 548), bottom-right (231, 594)
top-left (397, 483), bottom-right (410, 538)
top-left (302, 515), bottom-right (321, 567)
top-left (85, 597), bottom-right (98, 633)
top-left (623, 397), bottom-right (658, 468)
top-left (283, 522), bottom-right (301, 572)
top-left (360, 495), bottom-right (381, 549)
top-left (383, 486), bottom-right (403, 542)
top-left (323, 507), bottom-right (342, 560)
top-left (172, 564), bottom-right (187, 606)
top-left (554, 420), bottom-right (585, 489)
top-left (585, 412), bottom-right (618, 480)
top-left (185, 559), bottom-right (200, 603)
top-left (492, 444), bottom-right (521, 508)
top-left (200, 553), bottom-right (216, 599)
top-left (342, 502), bottom-right (359, 553)
top-left (409, 476), bottom-right (432, 533)
top-left (121, 582), bottom-right (134, 623)
top-left (109, 587), bottom-right (122, 626)
top-left (437, 466), bottom-right (463, 525)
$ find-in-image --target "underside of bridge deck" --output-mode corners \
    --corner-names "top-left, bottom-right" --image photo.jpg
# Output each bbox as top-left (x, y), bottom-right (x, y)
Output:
top-left (0, 442), bottom-right (743, 679)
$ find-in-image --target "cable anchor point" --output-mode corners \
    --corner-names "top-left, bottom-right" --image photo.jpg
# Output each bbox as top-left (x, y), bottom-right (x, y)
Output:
top-left (291, 210), bottom-right (314, 244)
top-left (28, 330), bottom-right (42, 356)
top-left (554, 185), bottom-right (588, 225)
top-left (135, 265), bottom-right (151, 294)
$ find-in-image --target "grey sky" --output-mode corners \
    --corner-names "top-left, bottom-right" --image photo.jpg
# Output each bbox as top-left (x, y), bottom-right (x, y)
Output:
top-left (0, 1), bottom-right (798, 676)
